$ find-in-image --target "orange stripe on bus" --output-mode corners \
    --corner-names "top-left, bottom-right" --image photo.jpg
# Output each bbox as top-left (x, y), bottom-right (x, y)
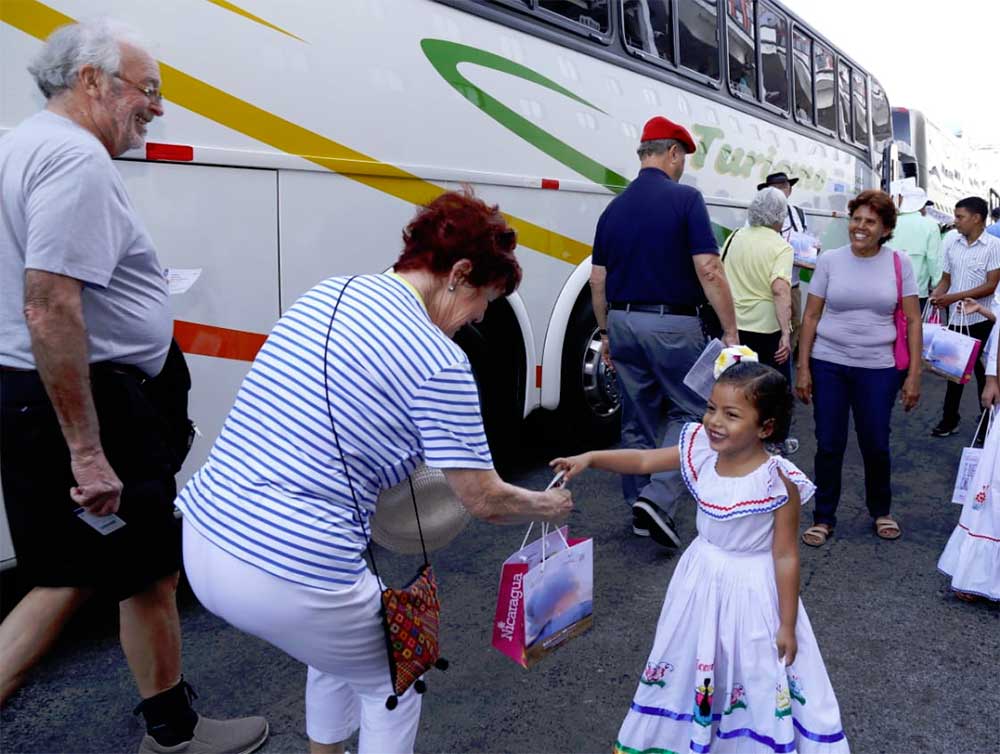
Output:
top-left (173, 320), bottom-right (266, 361)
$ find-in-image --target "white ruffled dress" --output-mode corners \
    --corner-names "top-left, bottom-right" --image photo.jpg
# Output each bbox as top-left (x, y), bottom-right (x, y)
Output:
top-left (615, 423), bottom-right (849, 754)
top-left (937, 404), bottom-right (1000, 601)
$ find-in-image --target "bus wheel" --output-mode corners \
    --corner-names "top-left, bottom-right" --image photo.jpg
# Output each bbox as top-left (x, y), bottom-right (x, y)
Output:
top-left (454, 303), bottom-right (524, 472)
top-left (558, 295), bottom-right (620, 448)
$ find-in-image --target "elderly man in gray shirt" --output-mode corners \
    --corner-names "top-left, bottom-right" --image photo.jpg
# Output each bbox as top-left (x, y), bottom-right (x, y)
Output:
top-left (0, 20), bottom-right (266, 754)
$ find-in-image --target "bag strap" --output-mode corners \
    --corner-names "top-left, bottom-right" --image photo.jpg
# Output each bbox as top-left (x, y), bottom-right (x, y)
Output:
top-left (794, 205), bottom-right (806, 231)
top-left (321, 276), bottom-right (430, 576)
top-left (970, 407), bottom-right (995, 447)
top-left (949, 302), bottom-right (972, 336)
top-left (921, 299), bottom-right (939, 324)
top-left (721, 229), bottom-right (740, 263)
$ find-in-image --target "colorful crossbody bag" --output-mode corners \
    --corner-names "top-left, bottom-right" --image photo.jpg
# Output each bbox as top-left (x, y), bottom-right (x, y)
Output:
top-left (321, 276), bottom-right (448, 710)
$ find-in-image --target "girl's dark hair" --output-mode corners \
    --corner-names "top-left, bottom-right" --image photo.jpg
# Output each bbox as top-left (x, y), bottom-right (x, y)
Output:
top-left (715, 362), bottom-right (793, 443)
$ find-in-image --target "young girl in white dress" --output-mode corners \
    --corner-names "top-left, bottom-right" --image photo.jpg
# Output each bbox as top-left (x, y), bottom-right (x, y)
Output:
top-left (938, 296), bottom-right (1000, 602)
top-left (552, 360), bottom-right (848, 753)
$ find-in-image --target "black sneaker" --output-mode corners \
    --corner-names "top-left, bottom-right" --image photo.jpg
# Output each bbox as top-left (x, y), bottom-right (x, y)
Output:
top-left (632, 513), bottom-right (650, 537)
top-left (931, 422), bottom-right (960, 437)
top-left (632, 499), bottom-right (681, 548)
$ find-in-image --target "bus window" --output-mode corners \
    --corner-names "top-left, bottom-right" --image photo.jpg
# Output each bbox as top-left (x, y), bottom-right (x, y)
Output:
top-left (538, 0), bottom-right (609, 34)
top-left (814, 42), bottom-right (835, 132)
top-left (678, 0), bottom-right (720, 80)
top-left (758, 3), bottom-right (788, 111)
top-left (791, 26), bottom-right (813, 124)
top-left (622, 0), bottom-right (673, 63)
top-left (727, 0), bottom-right (756, 99)
top-left (838, 59), bottom-right (852, 141)
top-left (852, 69), bottom-right (868, 146)
top-left (871, 78), bottom-right (891, 146)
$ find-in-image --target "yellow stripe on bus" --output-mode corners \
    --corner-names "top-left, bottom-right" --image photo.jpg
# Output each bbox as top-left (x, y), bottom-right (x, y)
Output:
top-left (204, 0), bottom-right (304, 42)
top-left (2, 0), bottom-right (592, 265)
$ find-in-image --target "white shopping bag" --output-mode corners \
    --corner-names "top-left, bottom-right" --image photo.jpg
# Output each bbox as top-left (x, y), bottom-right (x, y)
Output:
top-left (952, 411), bottom-right (993, 505)
top-left (788, 231), bottom-right (820, 269)
top-left (921, 303), bottom-right (944, 358)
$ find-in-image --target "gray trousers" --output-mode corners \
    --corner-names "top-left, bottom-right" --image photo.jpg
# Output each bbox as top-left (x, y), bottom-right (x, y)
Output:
top-left (607, 310), bottom-right (707, 517)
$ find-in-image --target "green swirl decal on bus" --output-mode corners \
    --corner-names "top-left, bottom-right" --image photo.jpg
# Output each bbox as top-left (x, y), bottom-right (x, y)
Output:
top-left (420, 38), bottom-right (629, 193)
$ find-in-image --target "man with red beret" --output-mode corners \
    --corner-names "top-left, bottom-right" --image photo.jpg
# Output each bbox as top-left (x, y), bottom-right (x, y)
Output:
top-left (590, 116), bottom-right (738, 548)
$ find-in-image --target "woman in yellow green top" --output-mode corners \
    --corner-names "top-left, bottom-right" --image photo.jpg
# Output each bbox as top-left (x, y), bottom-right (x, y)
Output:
top-left (721, 187), bottom-right (794, 383)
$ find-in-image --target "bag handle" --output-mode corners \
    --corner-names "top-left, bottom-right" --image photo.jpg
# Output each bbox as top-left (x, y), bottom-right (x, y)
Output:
top-left (949, 301), bottom-right (972, 337)
top-left (519, 472), bottom-right (571, 555)
top-left (321, 276), bottom-right (430, 578)
top-left (921, 299), bottom-right (940, 324)
top-left (971, 406), bottom-right (997, 447)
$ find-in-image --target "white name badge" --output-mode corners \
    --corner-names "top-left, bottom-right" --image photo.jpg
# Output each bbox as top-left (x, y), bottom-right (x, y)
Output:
top-left (951, 448), bottom-right (982, 505)
top-left (74, 507), bottom-right (127, 535)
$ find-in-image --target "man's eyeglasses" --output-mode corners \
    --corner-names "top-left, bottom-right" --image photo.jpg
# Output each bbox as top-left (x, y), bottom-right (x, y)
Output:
top-left (113, 73), bottom-right (162, 104)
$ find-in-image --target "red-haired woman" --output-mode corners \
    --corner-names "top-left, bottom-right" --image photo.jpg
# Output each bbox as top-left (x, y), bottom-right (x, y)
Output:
top-left (795, 190), bottom-right (922, 546)
top-left (175, 190), bottom-right (572, 754)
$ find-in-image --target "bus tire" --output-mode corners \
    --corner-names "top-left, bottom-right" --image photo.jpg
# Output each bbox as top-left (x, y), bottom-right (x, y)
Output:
top-left (556, 293), bottom-right (620, 449)
top-left (454, 302), bottom-right (524, 471)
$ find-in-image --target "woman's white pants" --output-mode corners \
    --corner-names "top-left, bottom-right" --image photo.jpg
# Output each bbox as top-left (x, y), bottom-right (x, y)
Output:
top-left (182, 519), bottom-right (421, 753)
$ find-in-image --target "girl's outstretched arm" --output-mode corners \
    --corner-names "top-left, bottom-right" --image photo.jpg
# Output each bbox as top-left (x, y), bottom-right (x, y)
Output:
top-left (772, 470), bottom-right (801, 666)
top-left (550, 446), bottom-right (681, 482)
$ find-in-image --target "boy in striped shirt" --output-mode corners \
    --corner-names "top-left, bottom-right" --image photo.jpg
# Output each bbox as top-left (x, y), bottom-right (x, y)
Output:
top-left (929, 196), bottom-right (1000, 436)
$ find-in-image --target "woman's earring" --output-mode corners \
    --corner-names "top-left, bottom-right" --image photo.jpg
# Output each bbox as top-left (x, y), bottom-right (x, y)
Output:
top-left (448, 284), bottom-right (456, 292)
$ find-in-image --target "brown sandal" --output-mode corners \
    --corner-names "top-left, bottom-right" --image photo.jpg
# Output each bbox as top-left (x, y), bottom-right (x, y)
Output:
top-left (801, 524), bottom-right (833, 547)
top-left (874, 516), bottom-right (901, 540)
top-left (954, 591), bottom-right (981, 603)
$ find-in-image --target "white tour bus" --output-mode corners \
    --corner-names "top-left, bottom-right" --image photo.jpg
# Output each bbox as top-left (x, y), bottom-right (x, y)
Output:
top-left (891, 106), bottom-right (999, 221)
top-left (0, 0), bottom-right (895, 569)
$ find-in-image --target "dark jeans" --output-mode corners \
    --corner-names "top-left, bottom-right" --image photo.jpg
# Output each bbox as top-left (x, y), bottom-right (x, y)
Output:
top-left (811, 358), bottom-right (902, 527)
top-left (738, 329), bottom-right (791, 384)
top-left (940, 319), bottom-right (994, 427)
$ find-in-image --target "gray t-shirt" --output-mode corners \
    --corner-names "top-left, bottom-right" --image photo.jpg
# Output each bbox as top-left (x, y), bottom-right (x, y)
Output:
top-left (808, 244), bottom-right (918, 369)
top-left (0, 111), bottom-right (171, 376)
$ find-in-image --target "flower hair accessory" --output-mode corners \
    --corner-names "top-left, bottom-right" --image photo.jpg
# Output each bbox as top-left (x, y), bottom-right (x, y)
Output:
top-left (713, 345), bottom-right (758, 379)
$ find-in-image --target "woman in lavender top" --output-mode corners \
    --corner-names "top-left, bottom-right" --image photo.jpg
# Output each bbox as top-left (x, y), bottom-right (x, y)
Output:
top-left (795, 190), bottom-right (923, 546)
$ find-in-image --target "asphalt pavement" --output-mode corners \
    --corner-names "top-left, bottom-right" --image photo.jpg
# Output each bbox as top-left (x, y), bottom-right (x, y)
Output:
top-left (1, 376), bottom-right (997, 754)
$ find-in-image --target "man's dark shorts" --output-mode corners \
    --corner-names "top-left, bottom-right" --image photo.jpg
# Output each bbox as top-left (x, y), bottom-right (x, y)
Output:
top-left (1, 363), bottom-right (184, 601)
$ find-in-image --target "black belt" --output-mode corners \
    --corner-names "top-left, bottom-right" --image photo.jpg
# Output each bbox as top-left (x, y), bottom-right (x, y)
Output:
top-left (608, 302), bottom-right (698, 316)
top-left (0, 365), bottom-right (31, 373)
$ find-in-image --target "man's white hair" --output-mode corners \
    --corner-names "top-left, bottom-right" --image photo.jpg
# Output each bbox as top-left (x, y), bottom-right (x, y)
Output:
top-left (748, 187), bottom-right (788, 228)
top-left (27, 18), bottom-right (150, 99)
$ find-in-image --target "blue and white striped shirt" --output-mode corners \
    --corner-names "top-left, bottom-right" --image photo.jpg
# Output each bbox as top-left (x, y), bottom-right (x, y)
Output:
top-left (175, 274), bottom-right (493, 589)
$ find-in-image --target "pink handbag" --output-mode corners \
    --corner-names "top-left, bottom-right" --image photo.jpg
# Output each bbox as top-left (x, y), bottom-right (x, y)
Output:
top-left (892, 252), bottom-right (909, 371)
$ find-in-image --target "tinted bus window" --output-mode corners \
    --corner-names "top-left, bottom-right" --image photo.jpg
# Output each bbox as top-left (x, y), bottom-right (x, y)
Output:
top-left (815, 42), bottom-right (835, 131)
top-left (759, 3), bottom-right (788, 111)
top-left (678, 0), bottom-right (720, 80)
top-left (838, 60), bottom-right (852, 141)
top-left (891, 110), bottom-right (911, 146)
top-left (852, 69), bottom-right (868, 145)
top-left (791, 27), bottom-right (813, 124)
top-left (623, 0), bottom-right (673, 62)
top-left (871, 79), bottom-right (891, 145)
top-left (539, 0), bottom-right (609, 34)
top-left (728, 0), bottom-right (756, 98)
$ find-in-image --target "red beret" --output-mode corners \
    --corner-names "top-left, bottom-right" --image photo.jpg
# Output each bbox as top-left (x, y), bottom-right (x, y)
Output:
top-left (640, 116), bottom-right (696, 154)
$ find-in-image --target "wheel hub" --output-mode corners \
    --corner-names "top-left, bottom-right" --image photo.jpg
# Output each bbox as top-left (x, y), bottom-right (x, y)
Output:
top-left (581, 328), bottom-right (620, 418)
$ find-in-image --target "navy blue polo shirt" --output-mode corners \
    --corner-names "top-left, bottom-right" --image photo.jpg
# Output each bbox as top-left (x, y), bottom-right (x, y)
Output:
top-left (592, 168), bottom-right (718, 306)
